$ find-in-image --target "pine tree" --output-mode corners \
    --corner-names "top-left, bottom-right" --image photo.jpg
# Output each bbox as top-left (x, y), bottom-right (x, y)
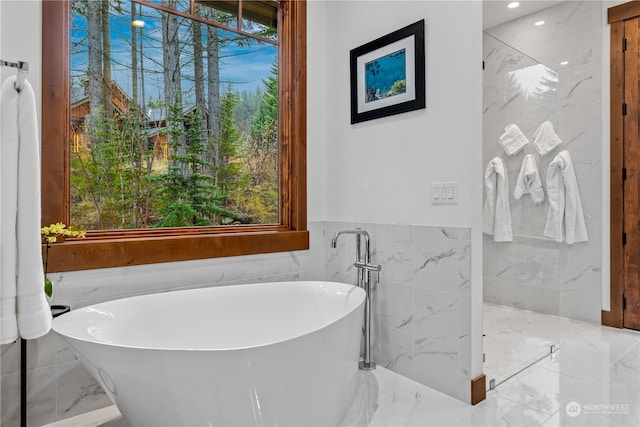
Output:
top-left (154, 100), bottom-right (240, 227)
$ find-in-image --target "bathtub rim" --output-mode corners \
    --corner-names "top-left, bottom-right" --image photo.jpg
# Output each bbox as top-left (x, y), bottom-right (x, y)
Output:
top-left (52, 280), bottom-right (366, 352)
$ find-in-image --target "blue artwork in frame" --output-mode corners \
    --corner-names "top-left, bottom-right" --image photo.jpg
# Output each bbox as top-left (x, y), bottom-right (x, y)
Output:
top-left (365, 49), bottom-right (407, 103)
top-left (350, 20), bottom-right (425, 124)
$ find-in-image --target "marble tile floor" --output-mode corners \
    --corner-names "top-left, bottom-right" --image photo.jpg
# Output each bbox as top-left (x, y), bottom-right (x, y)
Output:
top-left (43, 317), bottom-right (640, 427)
top-left (483, 302), bottom-right (599, 388)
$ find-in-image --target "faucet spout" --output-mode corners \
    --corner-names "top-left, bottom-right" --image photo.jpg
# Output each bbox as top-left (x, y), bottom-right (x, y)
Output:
top-left (331, 229), bottom-right (370, 253)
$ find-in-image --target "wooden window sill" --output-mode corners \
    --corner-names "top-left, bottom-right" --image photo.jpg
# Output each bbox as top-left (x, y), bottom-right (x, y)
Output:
top-left (45, 229), bottom-right (309, 272)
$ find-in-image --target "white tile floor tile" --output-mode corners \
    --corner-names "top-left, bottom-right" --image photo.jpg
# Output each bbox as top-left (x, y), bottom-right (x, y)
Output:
top-left (483, 302), bottom-right (606, 387)
top-left (484, 303), bottom-right (555, 385)
top-left (43, 310), bottom-right (640, 427)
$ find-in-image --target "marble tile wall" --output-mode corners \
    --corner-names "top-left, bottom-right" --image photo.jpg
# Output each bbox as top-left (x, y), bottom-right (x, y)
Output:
top-left (483, 1), bottom-right (602, 323)
top-left (0, 220), bottom-right (472, 425)
top-left (324, 221), bottom-right (472, 403)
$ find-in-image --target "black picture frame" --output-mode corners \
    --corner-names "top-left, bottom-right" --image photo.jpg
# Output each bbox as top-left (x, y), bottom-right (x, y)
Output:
top-left (350, 20), bottom-right (425, 124)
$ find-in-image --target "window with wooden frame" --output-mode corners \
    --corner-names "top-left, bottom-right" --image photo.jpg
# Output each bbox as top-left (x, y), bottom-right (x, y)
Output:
top-left (42, 0), bottom-right (307, 272)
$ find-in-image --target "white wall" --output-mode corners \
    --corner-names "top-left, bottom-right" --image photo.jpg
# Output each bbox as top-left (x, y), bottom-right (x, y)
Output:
top-left (321, 1), bottom-right (481, 227)
top-left (0, 1), bottom-right (41, 123)
top-left (307, 0), bottom-right (328, 222)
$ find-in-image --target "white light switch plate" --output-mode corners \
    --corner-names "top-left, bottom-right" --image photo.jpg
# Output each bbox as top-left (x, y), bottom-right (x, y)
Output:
top-left (431, 182), bottom-right (458, 204)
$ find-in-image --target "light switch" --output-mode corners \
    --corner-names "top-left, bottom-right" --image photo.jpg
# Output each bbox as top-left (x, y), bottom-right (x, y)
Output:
top-left (431, 182), bottom-right (458, 204)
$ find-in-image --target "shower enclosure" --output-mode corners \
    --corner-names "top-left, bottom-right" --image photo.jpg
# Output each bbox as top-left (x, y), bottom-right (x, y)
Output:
top-left (482, 32), bottom-right (561, 389)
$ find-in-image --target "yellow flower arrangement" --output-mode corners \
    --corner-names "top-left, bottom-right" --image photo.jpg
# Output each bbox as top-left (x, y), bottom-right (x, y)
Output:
top-left (41, 223), bottom-right (86, 297)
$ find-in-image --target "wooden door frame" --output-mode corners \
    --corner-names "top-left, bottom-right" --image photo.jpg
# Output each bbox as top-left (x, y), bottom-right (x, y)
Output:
top-left (605, 1), bottom-right (640, 328)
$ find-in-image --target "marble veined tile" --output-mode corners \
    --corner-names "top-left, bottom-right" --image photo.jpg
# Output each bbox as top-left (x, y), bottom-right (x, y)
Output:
top-left (607, 345), bottom-right (640, 426)
top-left (554, 411), bottom-right (636, 427)
top-left (469, 391), bottom-right (553, 426)
top-left (538, 338), bottom-right (632, 385)
top-left (482, 303), bottom-right (596, 386)
top-left (1, 331), bottom-right (56, 376)
top-left (375, 232), bottom-right (414, 285)
top-left (413, 225), bottom-right (470, 241)
top-left (56, 360), bottom-right (112, 420)
top-left (53, 268), bottom-right (124, 305)
top-left (372, 327), bottom-right (414, 380)
top-left (414, 287), bottom-right (458, 341)
top-left (1, 366), bottom-right (57, 427)
top-left (41, 406), bottom-right (125, 427)
top-left (414, 334), bottom-right (459, 399)
top-left (341, 366), bottom-right (472, 427)
top-left (497, 357), bottom-right (586, 416)
top-left (414, 238), bottom-right (463, 293)
top-left (538, 348), bottom-right (640, 427)
top-left (374, 280), bottom-right (413, 333)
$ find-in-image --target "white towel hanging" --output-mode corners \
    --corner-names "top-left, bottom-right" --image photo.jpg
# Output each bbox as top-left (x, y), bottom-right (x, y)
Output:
top-left (514, 154), bottom-right (545, 204)
top-left (483, 157), bottom-right (513, 242)
top-left (1, 75), bottom-right (52, 344)
top-left (544, 150), bottom-right (588, 244)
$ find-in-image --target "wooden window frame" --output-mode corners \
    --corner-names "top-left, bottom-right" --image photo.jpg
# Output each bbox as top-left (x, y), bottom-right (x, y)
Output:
top-left (41, 0), bottom-right (307, 272)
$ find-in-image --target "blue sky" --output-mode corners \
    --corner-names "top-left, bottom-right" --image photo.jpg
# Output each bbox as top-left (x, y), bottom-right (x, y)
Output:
top-left (71, 1), bottom-right (278, 108)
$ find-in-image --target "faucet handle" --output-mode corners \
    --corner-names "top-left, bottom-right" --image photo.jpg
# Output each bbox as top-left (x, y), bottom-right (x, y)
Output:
top-left (354, 261), bottom-right (382, 272)
top-left (354, 261), bottom-right (382, 284)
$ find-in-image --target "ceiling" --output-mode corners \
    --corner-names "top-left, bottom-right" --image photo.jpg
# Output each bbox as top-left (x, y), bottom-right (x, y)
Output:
top-left (483, 1), bottom-right (566, 30)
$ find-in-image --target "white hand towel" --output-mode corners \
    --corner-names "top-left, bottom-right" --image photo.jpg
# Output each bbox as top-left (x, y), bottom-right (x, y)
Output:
top-left (499, 124), bottom-right (529, 156)
top-left (1, 75), bottom-right (52, 344)
top-left (544, 150), bottom-right (588, 244)
top-left (514, 154), bottom-right (545, 204)
top-left (483, 157), bottom-right (513, 242)
top-left (533, 121), bottom-right (561, 156)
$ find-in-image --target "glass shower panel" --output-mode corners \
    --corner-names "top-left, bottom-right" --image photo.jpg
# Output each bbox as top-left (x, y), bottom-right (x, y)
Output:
top-left (482, 32), bottom-right (560, 389)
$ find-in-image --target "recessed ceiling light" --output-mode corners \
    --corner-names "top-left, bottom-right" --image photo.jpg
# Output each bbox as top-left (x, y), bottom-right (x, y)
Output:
top-left (534, 20), bottom-right (545, 26)
top-left (508, 2), bottom-right (520, 8)
top-left (560, 61), bottom-right (569, 65)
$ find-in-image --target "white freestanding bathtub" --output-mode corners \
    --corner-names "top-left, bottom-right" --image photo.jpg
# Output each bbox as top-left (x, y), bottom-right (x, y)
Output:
top-left (53, 281), bottom-right (366, 426)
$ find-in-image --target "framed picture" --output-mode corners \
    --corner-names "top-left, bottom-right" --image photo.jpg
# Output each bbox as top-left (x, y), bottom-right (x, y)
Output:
top-left (350, 20), bottom-right (425, 124)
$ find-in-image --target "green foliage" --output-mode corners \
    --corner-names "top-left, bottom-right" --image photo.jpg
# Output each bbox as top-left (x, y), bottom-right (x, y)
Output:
top-left (71, 105), bottom-right (154, 230)
top-left (71, 78), bottom-right (281, 230)
top-left (229, 63), bottom-right (279, 224)
top-left (153, 97), bottom-right (234, 227)
top-left (70, 10), bottom-right (282, 230)
top-left (44, 278), bottom-right (53, 299)
top-left (214, 88), bottom-right (243, 194)
top-left (250, 62), bottom-right (279, 150)
top-left (235, 89), bottom-right (261, 134)
top-left (156, 201), bottom-right (197, 227)
top-left (71, 108), bottom-right (128, 229)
